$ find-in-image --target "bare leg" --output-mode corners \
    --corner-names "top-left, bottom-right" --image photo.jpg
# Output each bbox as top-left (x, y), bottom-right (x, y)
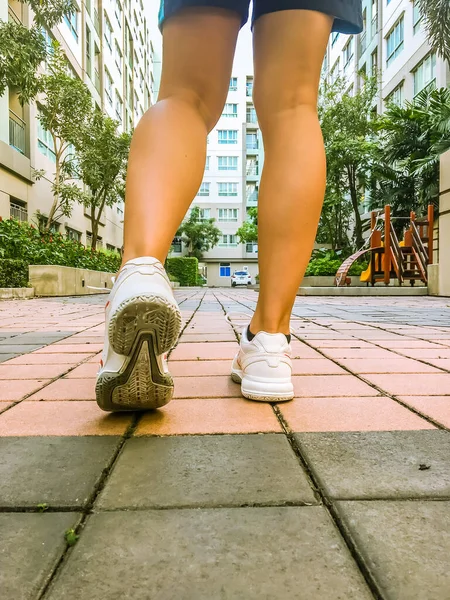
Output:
top-left (250, 10), bottom-right (333, 335)
top-left (122, 8), bottom-right (240, 265)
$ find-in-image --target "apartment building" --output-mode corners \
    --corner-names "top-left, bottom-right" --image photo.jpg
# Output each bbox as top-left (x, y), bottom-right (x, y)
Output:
top-left (0, 0), bottom-right (158, 250)
top-left (325, 0), bottom-right (449, 109)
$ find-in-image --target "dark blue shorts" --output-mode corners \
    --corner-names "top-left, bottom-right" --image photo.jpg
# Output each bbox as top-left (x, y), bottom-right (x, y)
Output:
top-left (158, 0), bottom-right (363, 34)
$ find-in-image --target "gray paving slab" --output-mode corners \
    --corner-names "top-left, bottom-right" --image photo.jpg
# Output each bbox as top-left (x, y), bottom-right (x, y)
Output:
top-left (335, 500), bottom-right (450, 600)
top-left (0, 437), bottom-right (121, 508)
top-left (98, 434), bottom-right (317, 509)
top-left (0, 512), bottom-right (80, 600)
top-left (294, 431), bottom-right (450, 499)
top-left (5, 332), bottom-right (73, 344)
top-left (47, 507), bottom-right (373, 600)
top-left (0, 354), bottom-right (19, 363)
top-left (0, 344), bottom-right (45, 353)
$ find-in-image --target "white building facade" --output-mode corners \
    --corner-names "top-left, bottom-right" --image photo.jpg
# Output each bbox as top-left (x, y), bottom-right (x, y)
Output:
top-left (0, 0), bottom-right (159, 251)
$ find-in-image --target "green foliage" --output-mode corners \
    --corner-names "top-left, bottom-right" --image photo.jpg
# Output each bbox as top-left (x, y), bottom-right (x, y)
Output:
top-left (415, 0), bottom-right (450, 65)
top-left (177, 207), bottom-right (221, 260)
top-left (21, 0), bottom-right (77, 29)
top-left (166, 257), bottom-right (199, 287)
top-left (64, 528), bottom-right (79, 546)
top-left (348, 260), bottom-right (369, 276)
top-left (305, 252), bottom-right (343, 276)
top-left (0, 219), bottom-right (121, 273)
top-left (37, 503), bottom-right (49, 513)
top-left (236, 207), bottom-right (258, 244)
top-left (0, 259), bottom-right (29, 288)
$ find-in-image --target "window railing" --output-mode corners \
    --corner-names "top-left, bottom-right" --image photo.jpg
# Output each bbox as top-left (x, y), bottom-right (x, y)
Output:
top-left (9, 110), bottom-right (26, 155)
top-left (359, 31), bottom-right (367, 54)
top-left (371, 14), bottom-right (378, 38)
top-left (246, 166), bottom-right (259, 176)
top-left (94, 9), bottom-right (100, 33)
top-left (10, 203), bottom-right (28, 222)
top-left (247, 191), bottom-right (258, 204)
top-left (94, 69), bottom-right (100, 92)
top-left (246, 140), bottom-right (259, 150)
top-left (246, 112), bottom-right (257, 124)
top-left (246, 243), bottom-right (258, 253)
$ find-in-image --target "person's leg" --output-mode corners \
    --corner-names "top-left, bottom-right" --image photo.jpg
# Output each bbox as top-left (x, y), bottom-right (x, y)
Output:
top-left (250, 10), bottom-right (333, 335)
top-left (121, 7), bottom-right (241, 266)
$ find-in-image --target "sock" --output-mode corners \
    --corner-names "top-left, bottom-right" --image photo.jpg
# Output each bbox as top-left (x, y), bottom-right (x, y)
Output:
top-left (247, 327), bottom-right (291, 344)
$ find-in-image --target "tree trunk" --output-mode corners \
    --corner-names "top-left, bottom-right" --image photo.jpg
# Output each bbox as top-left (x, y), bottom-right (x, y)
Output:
top-left (45, 138), bottom-right (61, 232)
top-left (90, 206), bottom-right (98, 251)
top-left (347, 165), bottom-right (364, 249)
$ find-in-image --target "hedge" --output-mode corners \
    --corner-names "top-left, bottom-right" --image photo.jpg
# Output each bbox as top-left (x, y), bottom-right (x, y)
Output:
top-left (0, 259), bottom-right (29, 288)
top-left (166, 257), bottom-right (198, 286)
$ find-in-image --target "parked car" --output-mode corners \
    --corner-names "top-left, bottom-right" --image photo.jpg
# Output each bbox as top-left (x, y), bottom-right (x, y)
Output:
top-left (231, 271), bottom-right (252, 287)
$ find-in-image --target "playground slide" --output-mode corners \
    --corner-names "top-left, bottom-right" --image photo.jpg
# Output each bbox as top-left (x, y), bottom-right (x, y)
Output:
top-left (359, 240), bottom-right (405, 283)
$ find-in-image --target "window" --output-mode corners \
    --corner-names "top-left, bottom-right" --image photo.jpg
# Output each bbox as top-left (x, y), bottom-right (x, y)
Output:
top-left (218, 130), bottom-right (238, 145)
top-left (386, 82), bottom-right (404, 106)
top-left (371, 0), bottom-right (378, 37)
top-left (246, 77), bottom-right (253, 97)
top-left (39, 216), bottom-right (60, 233)
top-left (246, 105), bottom-right (257, 124)
top-left (218, 156), bottom-right (238, 171)
top-left (386, 17), bottom-right (404, 68)
top-left (246, 184), bottom-right (258, 204)
top-left (205, 156), bottom-right (210, 170)
top-left (246, 157), bottom-right (259, 176)
top-left (115, 91), bottom-right (123, 122)
top-left (171, 237), bottom-right (182, 253)
top-left (64, 11), bottom-right (78, 41)
top-left (105, 69), bottom-right (113, 105)
top-left (114, 0), bottom-right (122, 26)
top-left (197, 182), bottom-right (210, 197)
top-left (198, 208), bottom-right (210, 220)
top-left (10, 200), bottom-right (28, 222)
top-left (218, 182), bottom-right (238, 197)
top-left (66, 227), bottom-right (81, 242)
top-left (343, 37), bottom-right (354, 68)
top-left (219, 235), bottom-right (237, 247)
top-left (413, 2), bottom-right (422, 34)
top-left (220, 263), bottom-right (231, 277)
top-left (115, 41), bottom-right (122, 73)
top-left (37, 120), bottom-right (56, 162)
top-left (104, 14), bottom-right (113, 51)
top-left (229, 77), bottom-right (238, 91)
top-left (413, 53), bottom-right (436, 97)
top-left (222, 103), bottom-right (238, 118)
top-left (246, 132), bottom-right (258, 150)
top-left (218, 208), bottom-right (238, 222)
top-left (330, 59), bottom-right (340, 83)
top-left (331, 32), bottom-right (340, 46)
top-left (86, 27), bottom-right (92, 76)
top-left (371, 49), bottom-right (378, 74)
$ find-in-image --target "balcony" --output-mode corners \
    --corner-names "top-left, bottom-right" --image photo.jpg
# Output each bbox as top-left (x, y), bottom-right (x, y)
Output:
top-left (371, 14), bottom-right (378, 39)
top-left (246, 191), bottom-right (258, 206)
top-left (246, 140), bottom-right (259, 152)
top-left (10, 202), bottom-right (28, 222)
top-left (359, 31), bottom-right (367, 55)
top-left (94, 69), bottom-right (100, 92)
top-left (93, 9), bottom-right (100, 34)
top-left (246, 243), bottom-right (258, 254)
top-left (246, 166), bottom-right (259, 177)
top-left (9, 110), bottom-right (26, 155)
top-left (246, 112), bottom-right (258, 126)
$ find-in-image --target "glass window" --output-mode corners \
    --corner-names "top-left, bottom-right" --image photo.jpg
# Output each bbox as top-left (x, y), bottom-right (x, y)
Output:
top-left (386, 82), bottom-right (404, 106)
top-left (222, 103), bottom-right (238, 118)
top-left (37, 119), bottom-right (56, 162)
top-left (64, 11), bottom-right (78, 41)
top-left (205, 156), bottom-right (210, 171)
top-left (229, 77), bottom-right (238, 91)
top-left (115, 41), bottom-right (122, 73)
top-left (171, 237), bottom-right (182, 253)
top-left (413, 53), bottom-right (437, 96)
top-left (220, 263), bottom-right (231, 277)
top-left (115, 91), bottom-right (123, 122)
top-left (197, 182), bottom-right (210, 197)
top-left (104, 14), bottom-right (113, 51)
top-left (218, 208), bottom-right (238, 222)
top-left (105, 69), bottom-right (113, 105)
top-left (246, 106), bottom-right (257, 124)
top-left (331, 32), bottom-right (340, 46)
top-left (218, 130), bottom-right (238, 145)
top-left (246, 77), bottom-right (253, 97)
top-left (343, 37), bottom-right (354, 68)
top-left (246, 132), bottom-right (258, 150)
top-left (386, 16), bottom-right (404, 68)
top-left (218, 183), bottom-right (238, 197)
top-left (218, 156), bottom-right (238, 171)
top-left (413, 1), bottom-right (422, 34)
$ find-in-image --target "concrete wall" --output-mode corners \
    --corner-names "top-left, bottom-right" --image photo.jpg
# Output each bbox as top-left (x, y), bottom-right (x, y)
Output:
top-left (438, 151), bottom-right (450, 296)
top-left (206, 262), bottom-right (259, 288)
top-left (29, 265), bottom-right (113, 297)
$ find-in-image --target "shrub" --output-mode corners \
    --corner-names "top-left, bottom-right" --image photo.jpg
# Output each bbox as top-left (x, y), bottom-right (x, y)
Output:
top-left (0, 259), bottom-right (29, 288)
top-left (348, 261), bottom-right (369, 276)
top-left (166, 257), bottom-right (198, 287)
top-left (0, 219), bottom-right (121, 273)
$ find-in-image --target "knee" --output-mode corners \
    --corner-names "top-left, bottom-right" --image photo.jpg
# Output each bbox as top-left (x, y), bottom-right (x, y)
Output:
top-left (158, 87), bottom-right (223, 132)
top-left (253, 82), bottom-right (318, 130)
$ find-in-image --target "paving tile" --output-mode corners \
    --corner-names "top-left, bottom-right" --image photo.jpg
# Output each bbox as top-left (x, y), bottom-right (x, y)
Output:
top-left (33, 343), bottom-right (103, 354)
top-left (0, 353), bottom-right (19, 363)
top-left (173, 376), bottom-right (241, 399)
top-left (0, 512), bottom-right (81, 600)
top-left (98, 434), bottom-right (316, 509)
top-left (0, 437), bottom-right (121, 507)
top-left (64, 363), bottom-right (98, 378)
top-left (0, 379), bottom-right (49, 401)
top-left (424, 358), bottom-right (450, 371)
top-left (335, 501), bottom-right (450, 600)
top-left (307, 340), bottom-right (374, 348)
top-left (0, 364), bottom-right (69, 380)
top-left (396, 348), bottom-right (450, 360)
top-left (374, 339), bottom-right (447, 349)
top-left (170, 342), bottom-right (238, 361)
top-left (398, 396), bottom-right (450, 428)
top-left (321, 348), bottom-right (398, 360)
top-left (27, 379), bottom-right (96, 400)
top-left (293, 375), bottom-right (376, 397)
top-left (6, 353), bottom-right (93, 365)
top-left (169, 359), bottom-right (232, 377)
top-left (0, 401), bottom-right (132, 436)
top-left (179, 333), bottom-right (236, 342)
top-left (335, 358), bottom-right (440, 374)
top-left (135, 398), bottom-right (282, 435)
top-left (46, 508), bottom-right (371, 600)
top-left (280, 397), bottom-right (434, 432)
top-left (291, 359), bottom-right (347, 375)
top-left (295, 431), bottom-right (450, 499)
top-left (0, 344), bottom-right (44, 353)
top-left (290, 341), bottom-right (324, 359)
top-left (362, 373), bottom-right (450, 395)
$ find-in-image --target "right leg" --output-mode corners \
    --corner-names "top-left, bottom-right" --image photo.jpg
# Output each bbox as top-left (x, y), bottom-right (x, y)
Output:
top-left (250, 10), bottom-right (333, 335)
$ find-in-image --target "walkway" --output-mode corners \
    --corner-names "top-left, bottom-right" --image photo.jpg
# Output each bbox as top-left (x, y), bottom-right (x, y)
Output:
top-left (1, 290), bottom-right (450, 599)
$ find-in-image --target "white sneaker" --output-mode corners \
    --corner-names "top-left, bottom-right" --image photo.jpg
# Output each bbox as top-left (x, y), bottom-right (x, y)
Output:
top-left (96, 257), bottom-right (182, 412)
top-left (231, 328), bottom-right (294, 402)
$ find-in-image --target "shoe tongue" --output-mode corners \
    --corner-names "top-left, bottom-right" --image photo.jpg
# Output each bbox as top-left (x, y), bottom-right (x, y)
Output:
top-left (253, 331), bottom-right (289, 352)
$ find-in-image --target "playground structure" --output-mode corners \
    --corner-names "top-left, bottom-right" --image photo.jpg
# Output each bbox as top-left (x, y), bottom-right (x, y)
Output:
top-left (335, 205), bottom-right (434, 287)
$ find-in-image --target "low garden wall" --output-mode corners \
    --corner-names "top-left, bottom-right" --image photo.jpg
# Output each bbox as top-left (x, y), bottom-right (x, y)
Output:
top-left (29, 265), bottom-right (114, 297)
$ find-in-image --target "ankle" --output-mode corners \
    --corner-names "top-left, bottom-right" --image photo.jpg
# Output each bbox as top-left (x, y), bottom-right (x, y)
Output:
top-left (249, 316), bottom-right (291, 336)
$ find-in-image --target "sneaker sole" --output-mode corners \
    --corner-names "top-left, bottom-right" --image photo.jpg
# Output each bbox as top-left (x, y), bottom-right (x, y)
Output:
top-left (231, 371), bottom-right (294, 403)
top-left (96, 296), bottom-right (182, 412)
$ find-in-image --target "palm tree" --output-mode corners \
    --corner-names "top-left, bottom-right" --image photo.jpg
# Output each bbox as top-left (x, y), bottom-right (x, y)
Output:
top-left (415, 0), bottom-right (450, 65)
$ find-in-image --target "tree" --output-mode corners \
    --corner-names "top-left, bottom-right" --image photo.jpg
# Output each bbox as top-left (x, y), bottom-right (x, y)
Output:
top-left (177, 207), bottom-right (221, 260)
top-left (236, 207), bottom-right (258, 245)
top-left (73, 113), bottom-right (131, 250)
top-left (0, 0), bottom-right (76, 103)
top-left (320, 76), bottom-right (379, 249)
top-left (35, 44), bottom-right (93, 230)
top-left (415, 0), bottom-right (450, 65)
